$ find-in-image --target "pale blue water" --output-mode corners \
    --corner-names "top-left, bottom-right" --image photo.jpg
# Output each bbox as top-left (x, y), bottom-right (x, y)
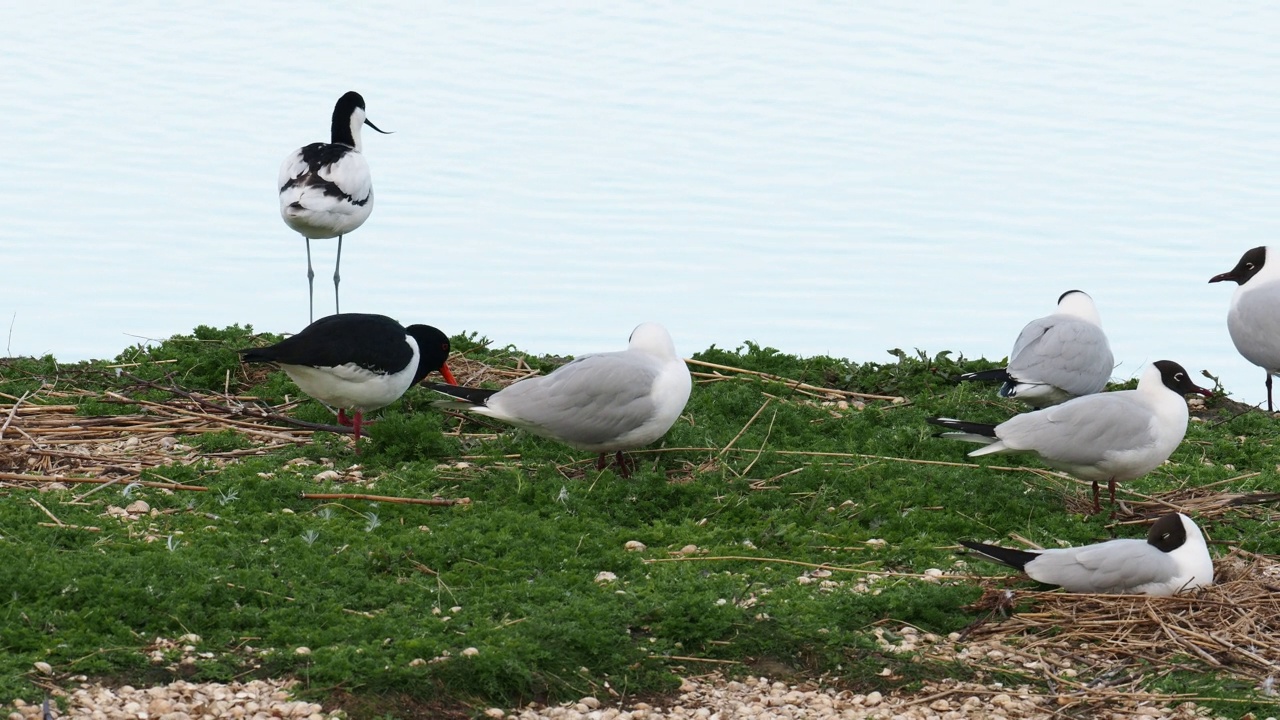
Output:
top-left (3, 3), bottom-right (1279, 403)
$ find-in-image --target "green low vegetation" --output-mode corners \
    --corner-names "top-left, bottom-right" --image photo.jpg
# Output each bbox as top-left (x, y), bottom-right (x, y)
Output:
top-left (1, 325), bottom-right (1278, 717)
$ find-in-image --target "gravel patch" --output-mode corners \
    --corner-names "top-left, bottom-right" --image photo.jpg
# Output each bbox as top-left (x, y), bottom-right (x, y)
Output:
top-left (7, 679), bottom-right (339, 720)
top-left (8, 623), bottom-right (1275, 719)
top-left (3, 672), bottom-right (1263, 720)
top-left (498, 675), bottom-right (1234, 720)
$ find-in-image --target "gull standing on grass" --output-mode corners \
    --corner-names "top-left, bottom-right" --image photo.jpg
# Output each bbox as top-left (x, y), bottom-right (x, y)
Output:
top-left (1209, 246), bottom-right (1280, 412)
top-left (425, 322), bottom-right (692, 476)
top-left (959, 512), bottom-right (1213, 595)
top-left (929, 360), bottom-right (1211, 513)
top-left (239, 314), bottom-right (457, 447)
top-left (959, 290), bottom-right (1113, 408)
top-left (278, 91), bottom-right (391, 322)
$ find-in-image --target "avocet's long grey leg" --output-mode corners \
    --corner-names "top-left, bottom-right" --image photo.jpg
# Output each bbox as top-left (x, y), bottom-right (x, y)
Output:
top-left (334, 234), bottom-right (343, 315)
top-left (1267, 372), bottom-right (1274, 413)
top-left (305, 236), bottom-right (316, 324)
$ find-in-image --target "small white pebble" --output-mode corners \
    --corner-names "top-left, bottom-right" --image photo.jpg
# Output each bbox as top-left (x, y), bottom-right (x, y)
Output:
top-left (594, 571), bottom-right (618, 584)
top-left (461, 647), bottom-right (479, 657)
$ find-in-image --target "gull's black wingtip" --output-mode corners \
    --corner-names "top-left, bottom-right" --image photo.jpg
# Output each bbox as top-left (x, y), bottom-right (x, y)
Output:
top-left (957, 368), bottom-right (1011, 384)
top-left (958, 540), bottom-right (1039, 571)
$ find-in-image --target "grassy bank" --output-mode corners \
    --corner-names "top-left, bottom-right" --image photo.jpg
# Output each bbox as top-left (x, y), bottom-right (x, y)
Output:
top-left (2, 326), bottom-right (1279, 717)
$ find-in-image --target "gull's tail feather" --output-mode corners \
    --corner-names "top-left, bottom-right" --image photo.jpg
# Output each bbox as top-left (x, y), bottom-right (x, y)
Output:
top-left (926, 416), bottom-right (999, 445)
top-left (959, 540), bottom-right (1039, 571)
top-left (424, 382), bottom-right (499, 408)
top-left (958, 368), bottom-right (1011, 384)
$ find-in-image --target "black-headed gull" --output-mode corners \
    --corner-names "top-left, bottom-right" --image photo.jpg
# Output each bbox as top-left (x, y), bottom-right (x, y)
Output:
top-left (930, 360), bottom-right (1211, 512)
top-left (426, 322), bottom-right (692, 476)
top-left (240, 313), bottom-right (455, 444)
top-left (279, 91), bottom-right (391, 322)
top-left (960, 290), bottom-right (1113, 408)
top-left (960, 512), bottom-right (1213, 595)
top-left (1209, 246), bottom-right (1280, 411)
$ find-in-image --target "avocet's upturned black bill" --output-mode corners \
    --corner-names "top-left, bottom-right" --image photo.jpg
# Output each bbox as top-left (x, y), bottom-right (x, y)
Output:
top-left (425, 322), bottom-right (692, 476)
top-left (929, 360), bottom-right (1211, 513)
top-left (959, 512), bottom-right (1213, 596)
top-left (1209, 246), bottom-right (1280, 411)
top-left (958, 290), bottom-right (1113, 408)
top-left (239, 314), bottom-right (455, 448)
top-left (278, 91), bottom-right (392, 323)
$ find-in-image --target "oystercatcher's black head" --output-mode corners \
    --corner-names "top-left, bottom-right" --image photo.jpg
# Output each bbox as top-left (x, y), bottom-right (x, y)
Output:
top-left (407, 325), bottom-right (456, 385)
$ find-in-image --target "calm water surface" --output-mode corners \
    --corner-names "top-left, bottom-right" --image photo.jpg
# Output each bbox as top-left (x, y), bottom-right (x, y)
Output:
top-left (4, 4), bottom-right (1280, 403)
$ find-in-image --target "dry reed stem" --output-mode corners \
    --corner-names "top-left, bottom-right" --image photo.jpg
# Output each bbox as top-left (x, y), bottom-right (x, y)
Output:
top-left (684, 358), bottom-right (906, 402)
top-left (646, 654), bottom-right (742, 665)
top-left (644, 554), bottom-right (945, 577)
top-left (37, 522), bottom-right (100, 532)
top-left (737, 408), bottom-right (778, 479)
top-left (449, 351), bottom-right (911, 410)
top-left (0, 390), bottom-right (29, 440)
top-left (299, 492), bottom-right (470, 507)
top-left (0, 473), bottom-right (207, 492)
top-left (29, 497), bottom-right (67, 526)
top-left (718, 398), bottom-right (772, 459)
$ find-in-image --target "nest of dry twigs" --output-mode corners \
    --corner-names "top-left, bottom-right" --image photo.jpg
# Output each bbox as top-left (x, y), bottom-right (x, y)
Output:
top-left (0, 379), bottom-right (325, 493)
top-left (963, 549), bottom-right (1280, 691)
top-left (0, 349), bottom-right (555, 485)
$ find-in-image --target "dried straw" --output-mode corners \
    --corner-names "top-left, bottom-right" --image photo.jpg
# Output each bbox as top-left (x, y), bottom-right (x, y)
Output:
top-left (0, 378), bottom-right (324, 491)
top-left (963, 550), bottom-right (1280, 688)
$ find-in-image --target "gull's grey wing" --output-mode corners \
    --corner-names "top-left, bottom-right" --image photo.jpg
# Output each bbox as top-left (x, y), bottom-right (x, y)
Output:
top-left (994, 392), bottom-right (1155, 466)
top-left (1231, 281), bottom-right (1280, 371)
top-left (1007, 317), bottom-right (1112, 396)
top-left (1027, 539), bottom-right (1176, 593)
top-left (485, 351), bottom-right (660, 449)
